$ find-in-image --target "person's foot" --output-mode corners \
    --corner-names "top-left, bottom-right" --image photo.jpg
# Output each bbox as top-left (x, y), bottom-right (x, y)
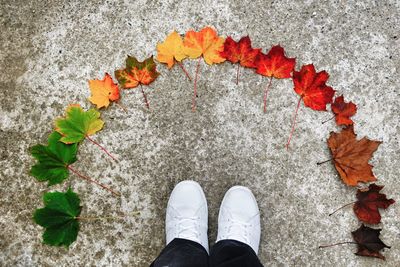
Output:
top-left (166, 180), bottom-right (209, 252)
top-left (216, 186), bottom-right (261, 254)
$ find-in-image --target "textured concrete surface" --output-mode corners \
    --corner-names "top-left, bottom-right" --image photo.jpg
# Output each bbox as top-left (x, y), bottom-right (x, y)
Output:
top-left (1, 0), bottom-right (399, 266)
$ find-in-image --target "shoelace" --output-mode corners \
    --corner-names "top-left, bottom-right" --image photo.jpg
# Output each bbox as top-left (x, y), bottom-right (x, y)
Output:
top-left (174, 216), bottom-right (202, 242)
top-left (223, 217), bottom-right (253, 244)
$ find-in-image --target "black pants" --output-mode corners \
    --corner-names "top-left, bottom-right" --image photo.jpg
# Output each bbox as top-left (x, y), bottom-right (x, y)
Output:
top-left (150, 238), bottom-right (264, 267)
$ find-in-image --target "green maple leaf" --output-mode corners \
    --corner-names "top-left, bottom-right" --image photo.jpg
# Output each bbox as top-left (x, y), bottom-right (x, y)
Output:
top-left (33, 188), bottom-right (82, 247)
top-left (30, 131), bottom-right (77, 186)
top-left (55, 104), bottom-right (104, 144)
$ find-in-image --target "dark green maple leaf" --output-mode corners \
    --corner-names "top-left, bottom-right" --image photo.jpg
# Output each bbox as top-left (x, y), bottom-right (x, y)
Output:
top-left (30, 131), bottom-right (77, 186)
top-left (33, 188), bottom-right (82, 247)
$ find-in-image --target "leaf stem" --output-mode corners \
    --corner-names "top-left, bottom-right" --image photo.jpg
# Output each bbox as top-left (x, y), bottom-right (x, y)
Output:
top-left (115, 101), bottom-right (128, 113)
top-left (322, 115), bottom-right (335, 124)
top-left (263, 77), bottom-right (273, 113)
top-left (329, 202), bottom-right (357, 216)
top-left (177, 61), bottom-right (192, 81)
top-left (236, 64), bottom-right (240, 85)
top-left (192, 57), bottom-right (201, 112)
top-left (317, 158), bottom-right (333, 165)
top-left (318, 241), bottom-right (357, 249)
top-left (75, 211), bottom-right (140, 221)
top-left (286, 96), bottom-right (302, 150)
top-left (140, 84), bottom-right (150, 110)
top-left (67, 166), bottom-right (121, 197)
top-left (85, 135), bottom-right (118, 162)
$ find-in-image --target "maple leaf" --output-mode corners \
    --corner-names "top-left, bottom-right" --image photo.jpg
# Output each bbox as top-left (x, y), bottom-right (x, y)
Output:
top-left (55, 104), bottom-right (104, 144)
top-left (255, 45), bottom-right (296, 79)
top-left (286, 64), bottom-right (335, 149)
top-left (115, 55), bottom-right (159, 109)
top-left (183, 26), bottom-right (225, 65)
top-left (33, 188), bottom-right (82, 247)
top-left (88, 73), bottom-right (120, 109)
top-left (183, 26), bottom-right (226, 111)
top-left (331, 95), bottom-right (357, 126)
top-left (292, 64), bottom-right (334, 109)
top-left (220, 36), bottom-right (261, 85)
top-left (293, 64), bottom-right (335, 111)
top-left (352, 224), bottom-right (390, 260)
top-left (156, 31), bottom-right (192, 81)
top-left (55, 104), bottom-right (117, 161)
top-left (325, 126), bottom-right (381, 186)
top-left (254, 45), bottom-right (296, 113)
top-left (30, 131), bottom-right (77, 186)
top-left (30, 131), bottom-right (120, 195)
top-left (156, 31), bottom-right (187, 69)
top-left (221, 36), bottom-right (261, 68)
top-left (115, 55), bottom-right (159, 88)
top-left (320, 224), bottom-right (391, 260)
top-left (354, 184), bottom-right (395, 224)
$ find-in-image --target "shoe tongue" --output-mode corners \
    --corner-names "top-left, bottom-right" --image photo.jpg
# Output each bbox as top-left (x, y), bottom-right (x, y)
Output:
top-left (179, 219), bottom-right (196, 229)
top-left (231, 210), bottom-right (251, 222)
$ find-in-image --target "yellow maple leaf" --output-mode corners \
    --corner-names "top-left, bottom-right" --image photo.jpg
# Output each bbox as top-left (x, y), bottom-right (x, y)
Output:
top-left (88, 73), bottom-right (120, 108)
top-left (156, 31), bottom-right (187, 68)
top-left (183, 26), bottom-right (226, 65)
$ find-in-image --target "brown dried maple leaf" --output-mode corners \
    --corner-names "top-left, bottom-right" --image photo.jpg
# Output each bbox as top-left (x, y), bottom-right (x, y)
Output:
top-left (354, 184), bottom-right (395, 224)
top-left (326, 126), bottom-right (382, 186)
top-left (352, 224), bottom-right (390, 260)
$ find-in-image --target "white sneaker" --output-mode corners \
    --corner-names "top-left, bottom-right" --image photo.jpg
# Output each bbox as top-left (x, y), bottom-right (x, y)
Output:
top-left (216, 186), bottom-right (261, 254)
top-left (166, 180), bottom-right (209, 253)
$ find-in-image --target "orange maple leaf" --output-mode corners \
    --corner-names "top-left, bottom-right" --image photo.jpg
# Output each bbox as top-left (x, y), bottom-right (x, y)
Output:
top-left (326, 126), bottom-right (382, 186)
top-left (183, 26), bottom-right (225, 65)
top-left (182, 26), bottom-right (226, 111)
top-left (88, 73), bottom-right (120, 109)
top-left (115, 55), bottom-right (159, 89)
top-left (156, 31), bottom-right (192, 81)
top-left (115, 55), bottom-right (159, 109)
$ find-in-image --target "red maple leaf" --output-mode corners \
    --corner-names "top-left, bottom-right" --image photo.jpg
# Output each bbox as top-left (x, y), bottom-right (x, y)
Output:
top-left (331, 95), bottom-right (357, 126)
top-left (354, 184), bottom-right (395, 224)
top-left (220, 36), bottom-right (261, 85)
top-left (293, 64), bottom-right (335, 111)
top-left (255, 45), bottom-right (296, 79)
top-left (254, 45), bottom-right (296, 113)
top-left (286, 64), bottom-right (335, 149)
top-left (221, 36), bottom-right (261, 68)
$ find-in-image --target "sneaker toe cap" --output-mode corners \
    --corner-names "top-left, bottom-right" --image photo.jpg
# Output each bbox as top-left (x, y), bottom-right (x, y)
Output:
top-left (167, 180), bottom-right (207, 217)
top-left (221, 186), bottom-right (260, 221)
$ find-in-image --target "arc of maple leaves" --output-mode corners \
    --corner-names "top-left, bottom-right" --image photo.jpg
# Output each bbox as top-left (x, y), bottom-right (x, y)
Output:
top-left (31, 26), bottom-right (395, 259)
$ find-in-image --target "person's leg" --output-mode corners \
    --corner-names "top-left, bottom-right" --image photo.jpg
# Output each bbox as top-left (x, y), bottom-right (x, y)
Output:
top-left (209, 240), bottom-right (263, 267)
top-left (210, 186), bottom-right (263, 267)
top-left (150, 181), bottom-right (209, 267)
